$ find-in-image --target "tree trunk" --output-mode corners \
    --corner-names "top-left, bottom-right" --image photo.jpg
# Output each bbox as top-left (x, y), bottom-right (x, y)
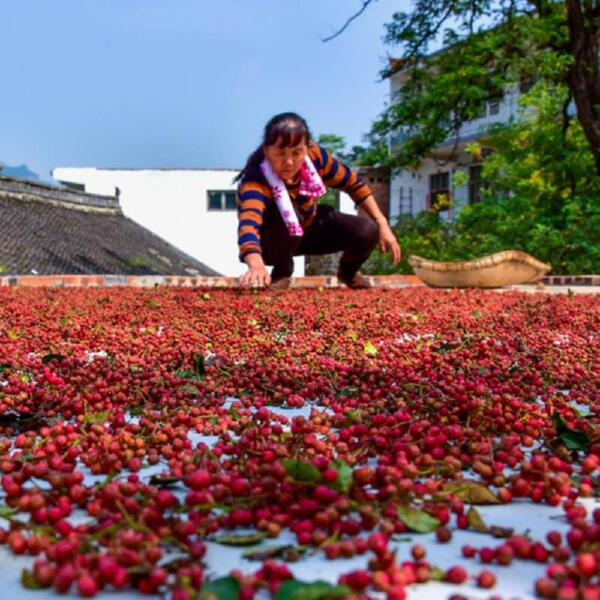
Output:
top-left (565, 0), bottom-right (600, 174)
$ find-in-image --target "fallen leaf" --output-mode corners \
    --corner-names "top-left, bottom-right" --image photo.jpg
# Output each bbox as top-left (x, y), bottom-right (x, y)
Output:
top-left (467, 507), bottom-right (489, 533)
top-left (397, 505), bottom-right (440, 533)
top-left (199, 576), bottom-right (240, 600)
top-left (490, 525), bottom-right (515, 538)
top-left (214, 532), bottom-right (267, 546)
top-left (275, 580), bottom-right (351, 600)
top-left (21, 569), bottom-right (47, 589)
top-left (363, 340), bottom-right (378, 357)
top-left (442, 480), bottom-right (500, 504)
top-left (282, 459), bottom-right (321, 483)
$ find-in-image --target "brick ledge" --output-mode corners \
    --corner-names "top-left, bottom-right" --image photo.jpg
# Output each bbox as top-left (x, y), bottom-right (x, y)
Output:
top-left (0, 274), bottom-right (597, 288)
top-left (0, 274), bottom-right (423, 288)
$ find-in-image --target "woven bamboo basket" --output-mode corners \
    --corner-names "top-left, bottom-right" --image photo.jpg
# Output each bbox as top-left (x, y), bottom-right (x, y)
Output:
top-left (408, 250), bottom-right (551, 288)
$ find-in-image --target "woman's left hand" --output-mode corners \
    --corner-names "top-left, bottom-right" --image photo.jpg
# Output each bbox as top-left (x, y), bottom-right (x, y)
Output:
top-left (378, 221), bottom-right (401, 264)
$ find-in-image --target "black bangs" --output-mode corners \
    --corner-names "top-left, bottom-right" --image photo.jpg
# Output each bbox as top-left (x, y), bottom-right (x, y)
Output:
top-left (265, 121), bottom-right (308, 148)
top-left (263, 112), bottom-right (310, 148)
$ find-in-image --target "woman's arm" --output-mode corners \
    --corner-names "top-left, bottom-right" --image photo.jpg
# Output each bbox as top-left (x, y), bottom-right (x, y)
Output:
top-left (239, 253), bottom-right (271, 287)
top-left (359, 195), bottom-right (402, 264)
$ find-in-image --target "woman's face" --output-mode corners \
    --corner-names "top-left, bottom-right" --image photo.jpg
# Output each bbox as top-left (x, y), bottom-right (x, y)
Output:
top-left (263, 138), bottom-right (308, 182)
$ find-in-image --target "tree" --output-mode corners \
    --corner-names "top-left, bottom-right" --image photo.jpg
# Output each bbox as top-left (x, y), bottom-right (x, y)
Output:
top-left (360, 79), bottom-right (600, 275)
top-left (328, 0), bottom-right (600, 174)
top-left (315, 133), bottom-right (348, 160)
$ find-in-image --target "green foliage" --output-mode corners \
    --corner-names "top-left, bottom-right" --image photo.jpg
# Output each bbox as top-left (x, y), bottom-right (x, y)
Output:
top-left (363, 194), bottom-right (599, 276)
top-left (375, 0), bottom-right (575, 169)
top-left (316, 133), bottom-right (343, 209)
top-left (316, 133), bottom-right (347, 158)
top-left (363, 78), bottom-right (600, 276)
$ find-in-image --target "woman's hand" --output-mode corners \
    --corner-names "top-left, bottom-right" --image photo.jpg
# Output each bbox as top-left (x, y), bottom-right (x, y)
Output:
top-left (239, 255), bottom-right (271, 288)
top-left (377, 220), bottom-right (401, 264)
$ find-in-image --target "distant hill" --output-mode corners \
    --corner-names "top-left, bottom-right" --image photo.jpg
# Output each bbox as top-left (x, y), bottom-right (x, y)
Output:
top-left (0, 163), bottom-right (40, 181)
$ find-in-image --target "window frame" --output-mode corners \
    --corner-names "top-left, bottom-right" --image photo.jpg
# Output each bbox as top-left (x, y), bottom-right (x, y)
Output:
top-left (207, 190), bottom-right (238, 211)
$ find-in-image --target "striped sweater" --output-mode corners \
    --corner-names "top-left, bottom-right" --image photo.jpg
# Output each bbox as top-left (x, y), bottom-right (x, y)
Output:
top-left (237, 143), bottom-right (372, 260)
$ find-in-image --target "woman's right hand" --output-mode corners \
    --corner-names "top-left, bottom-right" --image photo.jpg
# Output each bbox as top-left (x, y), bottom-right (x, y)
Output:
top-left (239, 256), bottom-right (271, 288)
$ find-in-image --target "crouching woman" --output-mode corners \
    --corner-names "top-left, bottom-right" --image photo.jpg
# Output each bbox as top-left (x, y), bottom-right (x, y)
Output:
top-left (235, 112), bottom-right (400, 289)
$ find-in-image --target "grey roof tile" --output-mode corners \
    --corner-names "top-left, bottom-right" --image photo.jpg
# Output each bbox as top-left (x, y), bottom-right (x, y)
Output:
top-left (0, 176), bottom-right (219, 276)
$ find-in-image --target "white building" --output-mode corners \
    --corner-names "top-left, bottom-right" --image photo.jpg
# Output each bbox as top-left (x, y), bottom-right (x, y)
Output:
top-left (388, 64), bottom-right (521, 221)
top-left (52, 167), bottom-right (358, 277)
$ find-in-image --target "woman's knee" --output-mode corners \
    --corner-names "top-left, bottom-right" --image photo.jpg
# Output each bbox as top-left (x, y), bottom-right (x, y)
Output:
top-left (356, 217), bottom-right (379, 249)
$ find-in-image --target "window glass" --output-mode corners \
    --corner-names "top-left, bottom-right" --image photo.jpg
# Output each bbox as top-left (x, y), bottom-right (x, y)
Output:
top-left (208, 192), bottom-right (222, 210)
top-left (225, 192), bottom-right (237, 210)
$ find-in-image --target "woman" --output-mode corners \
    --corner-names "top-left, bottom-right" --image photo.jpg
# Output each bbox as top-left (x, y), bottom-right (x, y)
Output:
top-left (235, 112), bottom-right (401, 289)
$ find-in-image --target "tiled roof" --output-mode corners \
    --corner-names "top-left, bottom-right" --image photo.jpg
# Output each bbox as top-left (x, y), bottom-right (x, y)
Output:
top-left (0, 176), bottom-right (219, 276)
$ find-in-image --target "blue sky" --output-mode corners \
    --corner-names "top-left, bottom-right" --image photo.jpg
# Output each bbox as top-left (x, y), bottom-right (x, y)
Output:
top-left (0, 0), bottom-right (405, 180)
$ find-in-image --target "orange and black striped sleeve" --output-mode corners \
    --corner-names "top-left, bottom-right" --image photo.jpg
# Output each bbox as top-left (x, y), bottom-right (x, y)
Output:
top-left (237, 180), bottom-right (271, 260)
top-left (308, 143), bottom-right (372, 204)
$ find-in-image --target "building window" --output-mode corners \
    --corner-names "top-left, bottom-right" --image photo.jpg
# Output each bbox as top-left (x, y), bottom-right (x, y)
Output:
top-left (207, 190), bottom-right (237, 211)
top-left (469, 165), bottom-right (484, 203)
top-left (488, 98), bottom-right (500, 116)
top-left (429, 172), bottom-right (451, 211)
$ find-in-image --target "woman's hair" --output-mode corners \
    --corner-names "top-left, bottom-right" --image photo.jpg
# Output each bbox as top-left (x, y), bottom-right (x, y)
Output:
top-left (233, 112), bottom-right (312, 183)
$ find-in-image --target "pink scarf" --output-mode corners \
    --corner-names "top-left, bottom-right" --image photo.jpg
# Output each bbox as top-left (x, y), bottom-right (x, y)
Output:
top-left (260, 156), bottom-right (327, 237)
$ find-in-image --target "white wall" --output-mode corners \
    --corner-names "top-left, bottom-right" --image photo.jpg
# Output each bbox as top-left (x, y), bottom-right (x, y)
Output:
top-left (52, 168), bottom-right (357, 277)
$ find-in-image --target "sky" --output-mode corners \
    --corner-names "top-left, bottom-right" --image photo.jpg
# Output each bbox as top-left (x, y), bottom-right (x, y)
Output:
top-left (0, 0), bottom-right (407, 181)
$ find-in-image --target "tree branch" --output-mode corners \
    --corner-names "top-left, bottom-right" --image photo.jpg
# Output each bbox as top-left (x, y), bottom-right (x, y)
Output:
top-left (322, 0), bottom-right (376, 42)
top-left (561, 92), bottom-right (573, 138)
top-left (406, 3), bottom-right (456, 57)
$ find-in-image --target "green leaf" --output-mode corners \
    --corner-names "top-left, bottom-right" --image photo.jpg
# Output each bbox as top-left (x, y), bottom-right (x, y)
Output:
top-left (552, 413), bottom-right (591, 451)
top-left (128, 406), bottom-right (143, 417)
top-left (41, 353), bottom-right (66, 365)
top-left (193, 353), bottom-right (205, 375)
top-left (397, 505), bottom-right (440, 533)
top-left (282, 459), bottom-right (321, 484)
top-left (21, 569), bottom-right (47, 589)
top-left (176, 370), bottom-right (204, 381)
top-left (179, 384), bottom-right (200, 395)
top-left (363, 340), bottom-right (378, 357)
top-left (329, 460), bottom-right (353, 494)
top-left (275, 580), bottom-right (352, 600)
top-left (200, 576), bottom-right (240, 600)
top-left (0, 363), bottom-right (13, 372)
top-left (214, 532), bottom-right (267, 546)
top-left (441, 480), bottom-right (500, 504)
top-left (0, 504), bottom-right (18, 519)
top-left (84, 410), bottom-right (109, 425)
top-left (342, 407), bottom-right (362, 421)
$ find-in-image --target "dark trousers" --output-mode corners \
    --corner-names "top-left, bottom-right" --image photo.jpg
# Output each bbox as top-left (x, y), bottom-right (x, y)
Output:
top-left (260, 203), bottom-right (379, 279)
